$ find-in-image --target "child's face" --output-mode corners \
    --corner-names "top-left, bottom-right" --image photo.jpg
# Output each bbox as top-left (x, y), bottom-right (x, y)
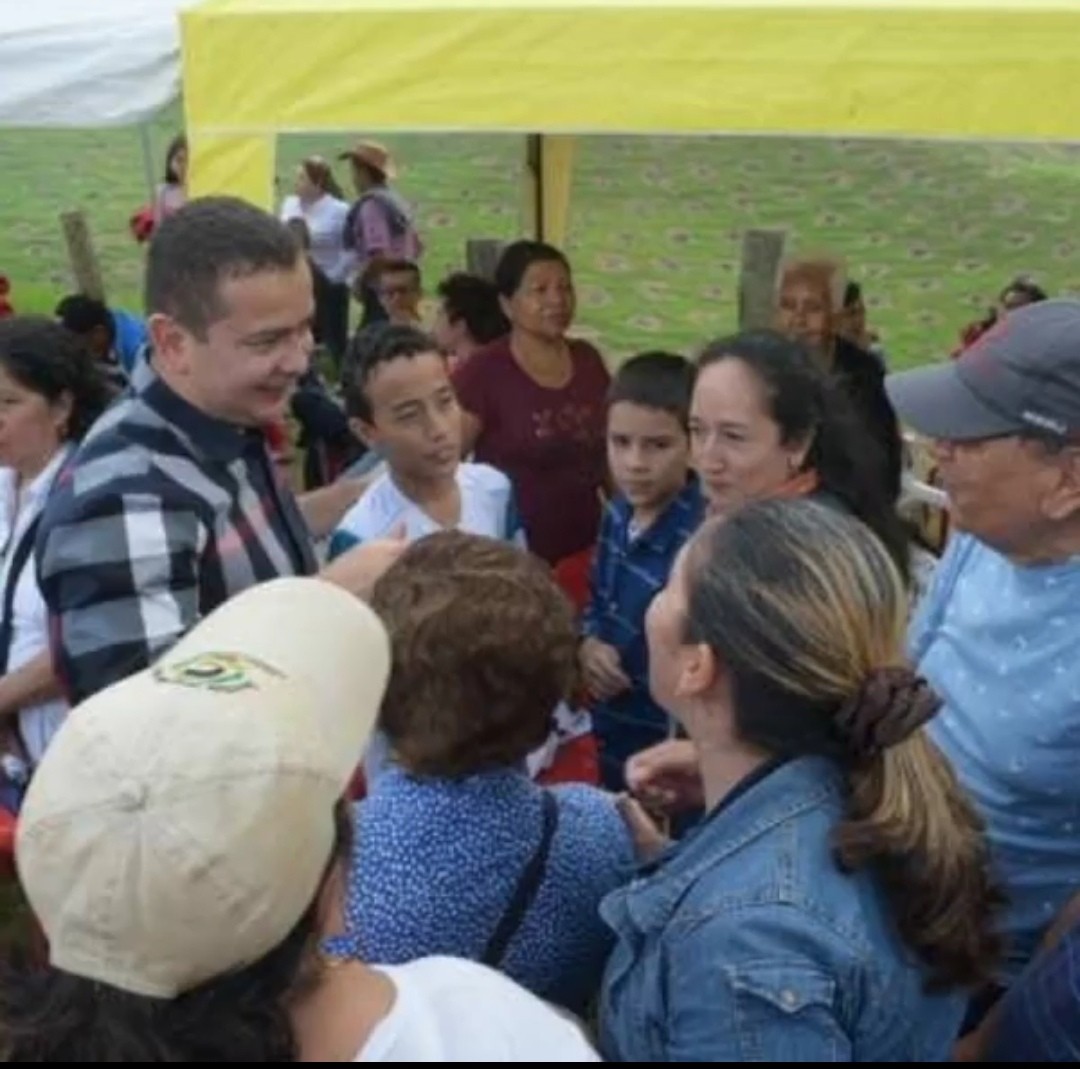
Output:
top-left (356, 351), bottom-right (462, 485)
top-left (377, 269), bottom-right (422, 325)
top-left (607, 401), bottom-right (690, 515)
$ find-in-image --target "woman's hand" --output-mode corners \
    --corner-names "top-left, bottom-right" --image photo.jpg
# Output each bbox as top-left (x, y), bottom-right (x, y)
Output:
top-left (625, 739), bottom-right (704, 816)
top-left (617, 794), bottom-right (670, 863)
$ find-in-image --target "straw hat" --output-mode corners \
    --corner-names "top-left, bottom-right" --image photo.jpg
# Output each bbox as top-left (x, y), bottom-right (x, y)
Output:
top-left (339, 140), bottom-right (397, 180)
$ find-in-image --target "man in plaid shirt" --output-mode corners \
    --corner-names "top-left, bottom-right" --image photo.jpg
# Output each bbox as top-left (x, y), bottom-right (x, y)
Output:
top-left (36, 198), bottom-right (400, 704)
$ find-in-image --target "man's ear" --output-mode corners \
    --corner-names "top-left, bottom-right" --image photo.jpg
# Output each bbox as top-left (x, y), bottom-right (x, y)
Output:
top-left (148, 313), bottom-right (193, 378)
top-left (348, 415), bottom-right (378, 451)
top-left (1042, 446), bottom-right (1080, 523)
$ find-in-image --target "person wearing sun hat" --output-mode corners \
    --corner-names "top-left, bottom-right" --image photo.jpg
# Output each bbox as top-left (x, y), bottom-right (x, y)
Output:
top-left (3, 577), bottom-right (599, 1062)
top-left (340, 140), bottom-right (424, 328)
top-left (887, 298), bottom-right (1080, 989)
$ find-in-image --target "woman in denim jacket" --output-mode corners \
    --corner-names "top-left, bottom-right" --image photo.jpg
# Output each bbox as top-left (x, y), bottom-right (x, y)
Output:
top-left (600, 499), bottom-right (1002, 1062)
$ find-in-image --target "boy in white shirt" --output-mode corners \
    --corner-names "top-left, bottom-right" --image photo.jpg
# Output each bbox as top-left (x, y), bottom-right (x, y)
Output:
top-left (331, 325), bottom-right (531, 783)
top-left (327, 327), bottom-right (595, 791)
top-left (330, 324), bottom-right (524, 560)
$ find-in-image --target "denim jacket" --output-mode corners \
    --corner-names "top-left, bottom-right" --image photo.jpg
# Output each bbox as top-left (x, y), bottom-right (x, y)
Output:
top-left (599, 757), bottom-right (967, 1062)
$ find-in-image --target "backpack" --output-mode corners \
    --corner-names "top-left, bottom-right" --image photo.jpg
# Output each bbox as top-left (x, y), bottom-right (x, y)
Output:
top-left (342, 187), bottom-right (413, 252)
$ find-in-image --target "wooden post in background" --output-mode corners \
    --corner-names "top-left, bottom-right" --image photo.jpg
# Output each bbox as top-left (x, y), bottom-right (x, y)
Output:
top-left (60, 211), bottom-right (106, 301)
top-left (465, 239), bottom-right (506, 283)
top-left (738, 228), bottom-right (787, 330)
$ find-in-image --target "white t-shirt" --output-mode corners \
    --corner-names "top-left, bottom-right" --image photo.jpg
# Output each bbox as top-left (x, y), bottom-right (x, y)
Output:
top-left (0, 448), bottom-right (72, 765)
top-left (329, 463), bottom-right (525, 558)
top-left (357, 957), bottom-right (600, 1062)
top-left (280, 193), bottom-right (354, 283)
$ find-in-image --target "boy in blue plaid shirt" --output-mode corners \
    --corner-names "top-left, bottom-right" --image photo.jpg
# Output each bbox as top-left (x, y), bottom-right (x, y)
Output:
top-left (580, 353), bottom-right (703, 791)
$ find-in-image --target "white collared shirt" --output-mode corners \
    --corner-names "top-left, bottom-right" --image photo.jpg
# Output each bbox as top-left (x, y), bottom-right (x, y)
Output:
top-left (0, 447), bottom-right (72, 764)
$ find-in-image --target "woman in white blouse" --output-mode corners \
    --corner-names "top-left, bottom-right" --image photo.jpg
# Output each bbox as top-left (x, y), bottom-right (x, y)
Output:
top-left (280, 157), bottom-right (353, 364)
top-left (0, 318), bottom-right (109, 769)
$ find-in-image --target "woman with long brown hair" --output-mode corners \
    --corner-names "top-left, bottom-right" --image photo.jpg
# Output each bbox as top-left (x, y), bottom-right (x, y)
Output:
top-left (152, 135), bottom-right (188, 225)
top-left (601, 498), bottom-right (1001, 1062)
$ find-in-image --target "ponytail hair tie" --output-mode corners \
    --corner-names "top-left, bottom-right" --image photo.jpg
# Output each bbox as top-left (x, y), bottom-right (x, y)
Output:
top-left (834, 666), bottom-right (942, 761)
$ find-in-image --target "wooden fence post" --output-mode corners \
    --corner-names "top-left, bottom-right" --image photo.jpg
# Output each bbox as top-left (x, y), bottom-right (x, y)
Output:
top-left (60, 211), bottom-right (106, 301)
top-left (738, 228), bottom-right (787, 330)
top-left (465, 239), bottom-right (506, 283)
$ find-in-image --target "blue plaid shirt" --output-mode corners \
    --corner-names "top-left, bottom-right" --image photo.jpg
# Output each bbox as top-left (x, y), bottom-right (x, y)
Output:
top-left (582, 478), bottom-right (704, 790)
top-left (36, 360), bottom-right (316, 704)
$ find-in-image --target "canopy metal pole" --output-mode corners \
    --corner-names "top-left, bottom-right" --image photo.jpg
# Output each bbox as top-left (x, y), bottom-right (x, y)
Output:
top-left (138, 124), bottom-right (157, 201)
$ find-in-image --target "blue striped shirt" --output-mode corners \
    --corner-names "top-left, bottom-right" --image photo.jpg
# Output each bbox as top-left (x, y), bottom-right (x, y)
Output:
top-left (582, 478), bottom-right (704, 790)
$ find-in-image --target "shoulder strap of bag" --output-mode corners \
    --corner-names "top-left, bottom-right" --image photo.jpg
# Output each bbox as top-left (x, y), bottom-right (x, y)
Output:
top-left (481, 791), bottom-right (560, 968)
top-left (0, 515), bottom-right (43, 677)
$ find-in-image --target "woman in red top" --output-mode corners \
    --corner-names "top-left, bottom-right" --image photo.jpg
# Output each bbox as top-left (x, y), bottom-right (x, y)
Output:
top-left (454, 242), bottom-right (610, 566)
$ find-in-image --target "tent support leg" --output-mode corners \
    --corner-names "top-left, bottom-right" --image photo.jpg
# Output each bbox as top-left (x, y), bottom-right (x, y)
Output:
top-left (138, 124), bottom-right (157, 202)
top-left (522, 134), bottom-right (574, 248)
top-left (526, 134), bottom-right (544, 240)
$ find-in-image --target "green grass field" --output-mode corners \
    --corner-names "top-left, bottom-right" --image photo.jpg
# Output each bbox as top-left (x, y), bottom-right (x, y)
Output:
top-left (3, 105), bottom-right (1079, 369)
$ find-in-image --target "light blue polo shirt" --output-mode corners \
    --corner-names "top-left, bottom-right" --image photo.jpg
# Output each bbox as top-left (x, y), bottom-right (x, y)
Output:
top-left (911, 533), bottom-right (1080, 979)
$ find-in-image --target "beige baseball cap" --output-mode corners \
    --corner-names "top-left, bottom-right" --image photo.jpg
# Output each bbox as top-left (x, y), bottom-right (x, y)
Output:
top-left (16, 577), bottom-right (390, 1000)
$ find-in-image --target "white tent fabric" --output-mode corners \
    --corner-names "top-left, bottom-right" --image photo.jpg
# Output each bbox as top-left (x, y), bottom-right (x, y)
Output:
top-left (0, 0), bottom-right (188, 127)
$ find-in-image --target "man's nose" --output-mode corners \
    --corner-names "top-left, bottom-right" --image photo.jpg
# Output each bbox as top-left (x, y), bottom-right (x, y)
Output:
top-left (284, 329), bottom-right (312, 373)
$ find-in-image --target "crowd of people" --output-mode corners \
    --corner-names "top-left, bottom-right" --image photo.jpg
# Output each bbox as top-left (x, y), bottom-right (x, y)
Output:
top-left (0, 135), bottom-right (1078, 1062)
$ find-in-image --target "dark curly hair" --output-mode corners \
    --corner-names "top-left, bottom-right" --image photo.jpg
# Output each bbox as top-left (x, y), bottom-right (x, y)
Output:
top-left (436, 272), bottom-right (509, 346)
top-left (341, 322), bottom-right (442, 423)
top-left (0, 316), bottom-right (111, 441)
top-left (371, 531), bottom-right (578, 778)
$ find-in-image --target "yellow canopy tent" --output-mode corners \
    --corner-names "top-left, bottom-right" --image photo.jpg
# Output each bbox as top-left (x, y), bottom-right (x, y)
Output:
top-left (181, 0), bottom-right (1080, 248)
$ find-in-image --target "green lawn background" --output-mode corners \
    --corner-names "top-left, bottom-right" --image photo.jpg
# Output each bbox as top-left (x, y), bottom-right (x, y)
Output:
top-left (2, 106), bottom-right (1079, 370)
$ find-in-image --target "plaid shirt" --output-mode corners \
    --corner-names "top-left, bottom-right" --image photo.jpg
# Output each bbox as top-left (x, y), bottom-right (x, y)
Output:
top-left (35, 360), bottom-right (316, 704)
top-left (582, 477), bottom-right (704, 790)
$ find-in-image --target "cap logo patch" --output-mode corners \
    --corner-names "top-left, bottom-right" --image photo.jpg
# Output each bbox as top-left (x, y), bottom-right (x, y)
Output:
top-left (1021, 409), bottom-right (1068, 437)
top-left (154, 652), bottom-right (284, 693)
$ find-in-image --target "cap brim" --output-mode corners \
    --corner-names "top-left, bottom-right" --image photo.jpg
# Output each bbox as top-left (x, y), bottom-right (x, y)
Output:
top-left (885, 363), bottom-right (1020, 441)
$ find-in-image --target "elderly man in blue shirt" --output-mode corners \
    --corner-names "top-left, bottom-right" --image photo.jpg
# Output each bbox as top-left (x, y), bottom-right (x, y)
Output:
top-left (887, 300), bottom-right (1080, 989)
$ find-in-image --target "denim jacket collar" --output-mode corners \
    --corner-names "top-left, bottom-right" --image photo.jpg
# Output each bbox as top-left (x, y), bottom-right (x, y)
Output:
top-left (622, 756), bottom-right (842, 930)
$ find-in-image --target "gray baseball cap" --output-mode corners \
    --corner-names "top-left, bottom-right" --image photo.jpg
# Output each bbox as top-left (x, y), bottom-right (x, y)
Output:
top-left (886, 299), bottom-right (1080, 442)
